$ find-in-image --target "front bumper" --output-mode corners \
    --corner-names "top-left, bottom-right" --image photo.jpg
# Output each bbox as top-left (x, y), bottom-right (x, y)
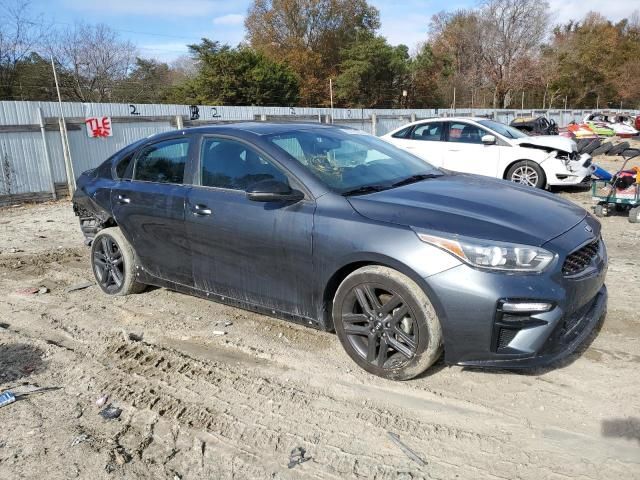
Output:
top-left (457, 285), bottom-right (606, 368)
top-left (545, 154), bottom-right (592, 186)
top-left (424, 217), bottom-right (607, 369)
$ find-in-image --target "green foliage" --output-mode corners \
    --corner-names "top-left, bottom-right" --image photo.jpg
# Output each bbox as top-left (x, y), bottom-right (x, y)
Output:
top-left (334, 36), bottom-right (408, 107)
top-left (173, 39), bottom-right (299, 106)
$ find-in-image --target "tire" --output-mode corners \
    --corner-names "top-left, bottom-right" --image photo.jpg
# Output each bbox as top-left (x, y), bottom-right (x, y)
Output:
top-left (582, 139), bottom-right (601, 155)
top-left (333, 265), bottom-right (443, 381)
top-left (576, 138), bottom-right (591, 152)
top-left (594, 203), bottom-right (609, 218)
top-left (606, 141), bottom-right (630, 156)
top-left (629, 207), bottom-right (640, 224)
top-left (506, 161), bottom-right (546, 188)
top-left (91, 227), bottom-right (146, 296)
top-left (591, 142), bottom-right (613, 156)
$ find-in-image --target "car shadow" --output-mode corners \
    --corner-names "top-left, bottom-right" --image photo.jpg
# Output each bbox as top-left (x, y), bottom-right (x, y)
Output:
top-left (460, 312), bottom-right (607, 377)
top-left (548, 183), bottom-right (591, 194)
top-left (602, 417), bottom-right (640, 445)
top-left (0, 343), bottom-right (46, 385)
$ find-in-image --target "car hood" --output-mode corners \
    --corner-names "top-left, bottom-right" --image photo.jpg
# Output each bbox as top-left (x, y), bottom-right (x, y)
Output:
top-left (347, 173), bottom-right (587, 246)
top-left (512, 135), bottom-right (576, 153)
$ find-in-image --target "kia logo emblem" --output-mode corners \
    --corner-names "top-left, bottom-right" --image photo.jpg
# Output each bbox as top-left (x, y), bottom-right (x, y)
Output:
top-left (584, 225), bottom-right (593, 233)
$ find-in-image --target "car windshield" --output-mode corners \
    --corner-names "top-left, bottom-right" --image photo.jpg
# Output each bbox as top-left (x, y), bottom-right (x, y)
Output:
top-left (265, 128), bottom-right (443, 195)
top-left (478, 119), bottom-right (527, 139)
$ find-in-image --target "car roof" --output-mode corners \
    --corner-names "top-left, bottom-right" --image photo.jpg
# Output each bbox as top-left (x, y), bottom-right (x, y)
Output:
top-left (149, 122), bottom-right (345, 141)
top-left (386, 116), bottom-right (494, 134)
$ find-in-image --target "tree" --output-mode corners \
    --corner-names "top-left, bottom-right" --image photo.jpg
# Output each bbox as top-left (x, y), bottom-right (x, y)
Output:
top-left (53, 23), bottom-right (137, 102)
top-left (334, 36), bottom-right (408, 107)
top-left (113, 58), bottom-right (173, 103)
top-left (173, 39), bottom-right (299, 106)
top-left (479, 0), bottom-right (549, 108)
top-left (429, 10), bottom-right (484, 108)
top-left (0, 0), bottom-right (48, 99)
top-left (245, 0), bottom-right (380, 105)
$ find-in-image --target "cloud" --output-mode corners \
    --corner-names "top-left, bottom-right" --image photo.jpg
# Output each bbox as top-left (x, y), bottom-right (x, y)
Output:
top-left (62, 0), bottom-right (236, 17)
top-left (213, 14), bottom-right (245, 26)
top-left (547, 0), bottom-right (638, 24)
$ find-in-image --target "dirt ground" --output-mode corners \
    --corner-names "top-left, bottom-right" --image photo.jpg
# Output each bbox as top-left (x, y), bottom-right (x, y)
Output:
top-left (0, 151), bottom-right (639, 480)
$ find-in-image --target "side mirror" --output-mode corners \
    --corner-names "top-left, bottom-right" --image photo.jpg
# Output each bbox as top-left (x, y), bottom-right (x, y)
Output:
top-left (481, 134), bottom-right (497, 145)
top-left (246, 179), bottom-right (304, 203)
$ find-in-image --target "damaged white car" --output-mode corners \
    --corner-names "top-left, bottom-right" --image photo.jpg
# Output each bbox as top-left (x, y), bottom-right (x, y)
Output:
top-left (382, 117), bottom-right (591, 189)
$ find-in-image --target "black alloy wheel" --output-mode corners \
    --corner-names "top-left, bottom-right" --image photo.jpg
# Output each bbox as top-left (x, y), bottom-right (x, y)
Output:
top-left (93, 235), bottom-right (124, 292)
top-left (341, 283), bottom-right (419, 369)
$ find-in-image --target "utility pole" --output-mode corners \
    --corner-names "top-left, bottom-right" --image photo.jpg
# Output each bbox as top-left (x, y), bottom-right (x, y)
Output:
top-left (521, 91), bottom-right (524, 111)
top-left (452, 87), bottom-right (456, 113)
top-left (564, 96), bottom-right (567, 110)
top-left (596, 94), bottom-right (599, 110)
top-left (51, 55), bottom-right (75, 194)
top-left (329, 78), bottom-right (334, 124)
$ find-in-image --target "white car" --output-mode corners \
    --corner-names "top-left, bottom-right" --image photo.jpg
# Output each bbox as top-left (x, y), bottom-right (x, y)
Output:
top-left (382, 117), bottom-right (592, 189)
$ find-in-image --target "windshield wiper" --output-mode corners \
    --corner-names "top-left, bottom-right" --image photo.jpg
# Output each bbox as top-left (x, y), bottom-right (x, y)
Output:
top-left (390, 173), bottom-right (441, 188)
top-left (341, 185), bottom-right (389, 196)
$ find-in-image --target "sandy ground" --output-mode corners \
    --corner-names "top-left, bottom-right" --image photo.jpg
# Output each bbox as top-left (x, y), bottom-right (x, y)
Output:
top-left (0, 151), bottom-right (639, 480)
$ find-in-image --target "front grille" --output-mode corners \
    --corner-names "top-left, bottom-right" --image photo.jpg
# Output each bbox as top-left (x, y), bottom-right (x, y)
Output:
top-left (562, 238), bottom-right (600, 276)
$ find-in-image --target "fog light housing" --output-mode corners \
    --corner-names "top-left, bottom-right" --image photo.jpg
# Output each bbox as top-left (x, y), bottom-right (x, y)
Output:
top-left (501, 301), bottom-right (553, 314)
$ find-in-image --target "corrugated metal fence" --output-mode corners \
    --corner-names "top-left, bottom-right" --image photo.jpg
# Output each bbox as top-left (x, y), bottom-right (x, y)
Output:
top-left (0, 100), bottom-right (637, 203)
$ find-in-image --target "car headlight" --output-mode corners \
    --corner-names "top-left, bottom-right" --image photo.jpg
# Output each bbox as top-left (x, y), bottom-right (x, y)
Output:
top-left (415, 231), bottom-right (555, 273)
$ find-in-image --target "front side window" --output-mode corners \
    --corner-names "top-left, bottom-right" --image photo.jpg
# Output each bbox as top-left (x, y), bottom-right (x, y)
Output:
top-left (200, 137), bottom-right (288, 190)
top-left (134, 138), bottom-right (188, 184)
top-left (266, 128), bottom-right (442, 194)
top-left (412, 122), bottom-right (444, 141)
top-left (447, 122), bottom-right (485, 144)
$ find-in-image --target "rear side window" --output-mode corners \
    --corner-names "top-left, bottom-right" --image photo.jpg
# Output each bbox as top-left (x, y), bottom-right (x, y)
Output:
top-left (134, 138), bottom-right (189, 184)
top-left (392, 126), bottom-right (412, 138)
top-left (115, 152), bottom-right (134, 180)
top-left (412, 122), bottom-right (444, 141)
top-left (200, 137), bottom-right (288, 190)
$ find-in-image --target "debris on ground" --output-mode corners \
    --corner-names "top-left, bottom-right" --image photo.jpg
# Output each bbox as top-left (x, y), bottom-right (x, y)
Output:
top-left (0, 391), bottom-right (16, 408)
top-left (387, 432), bottom-right (426, 467)
top-left (212, 330), bottom-right (227, 336)
top-left (99, 404), bottom-right (122, 420)
top-left (96, 394), bottom-right (109, 408)
top-left (287, 446), bottom-right (311, 468)
top-left (71, 433), bottom-right (91, 447)
top-left (113, 445), bottom-right (132, 465)
top-left (224, 321), bottom-right (233, 327)
top-left (14, 287), bottom-right (40, 296)
top-left (64, 281), bottom-right (94, 293)
top-left (38, 287), bottom-right (49, 294)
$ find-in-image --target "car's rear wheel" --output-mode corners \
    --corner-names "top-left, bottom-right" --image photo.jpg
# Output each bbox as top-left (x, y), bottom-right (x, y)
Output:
top-left (91, 227), bottom-right (146, 296)
top-left (333, 266), bottom-right (442, 380)
top-left (506, 161), bottom-right (546, 189)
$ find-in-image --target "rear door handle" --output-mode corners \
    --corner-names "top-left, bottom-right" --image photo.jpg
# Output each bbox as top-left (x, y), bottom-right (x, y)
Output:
top-left (191, 204), bottom-right (212, 216)
top-left (116, 194), bottom-right (130, 204)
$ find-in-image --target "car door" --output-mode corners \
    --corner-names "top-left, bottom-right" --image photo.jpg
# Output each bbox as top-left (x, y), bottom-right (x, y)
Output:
top-left (389, 122), bottom-right (447, 166)
top-left (185, 135), bottom-right (315, 317)
top-left (110, 136), bottom-right (194, 286)
top-left (442, 121), bottom-right (500, 178)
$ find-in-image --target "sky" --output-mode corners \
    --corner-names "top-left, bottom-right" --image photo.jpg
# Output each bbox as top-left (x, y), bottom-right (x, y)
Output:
top-left (29, 0), bottom-right (640, 62)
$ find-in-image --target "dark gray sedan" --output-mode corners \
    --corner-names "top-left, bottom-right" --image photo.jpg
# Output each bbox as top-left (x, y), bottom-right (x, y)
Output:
top-left (73, 123), bottom-right (607, 380)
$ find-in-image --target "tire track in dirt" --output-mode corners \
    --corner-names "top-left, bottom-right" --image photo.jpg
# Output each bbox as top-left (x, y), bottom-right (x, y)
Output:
top-left (96, 339), bottom-right (630, 480)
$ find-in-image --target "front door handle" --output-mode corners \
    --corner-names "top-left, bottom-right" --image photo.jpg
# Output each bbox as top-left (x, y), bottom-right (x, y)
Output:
top-left (116, 194), bottom-right (130, 204)
top-left (191, 204), bottom-right (212, 216)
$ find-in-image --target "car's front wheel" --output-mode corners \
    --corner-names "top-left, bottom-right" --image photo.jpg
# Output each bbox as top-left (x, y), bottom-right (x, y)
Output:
top-left (91, 227), bottom-right (146, 295)
top-left (506, 161), bottom-right (546, 188)
top-left (333, 266), bottom-right (443, 380)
